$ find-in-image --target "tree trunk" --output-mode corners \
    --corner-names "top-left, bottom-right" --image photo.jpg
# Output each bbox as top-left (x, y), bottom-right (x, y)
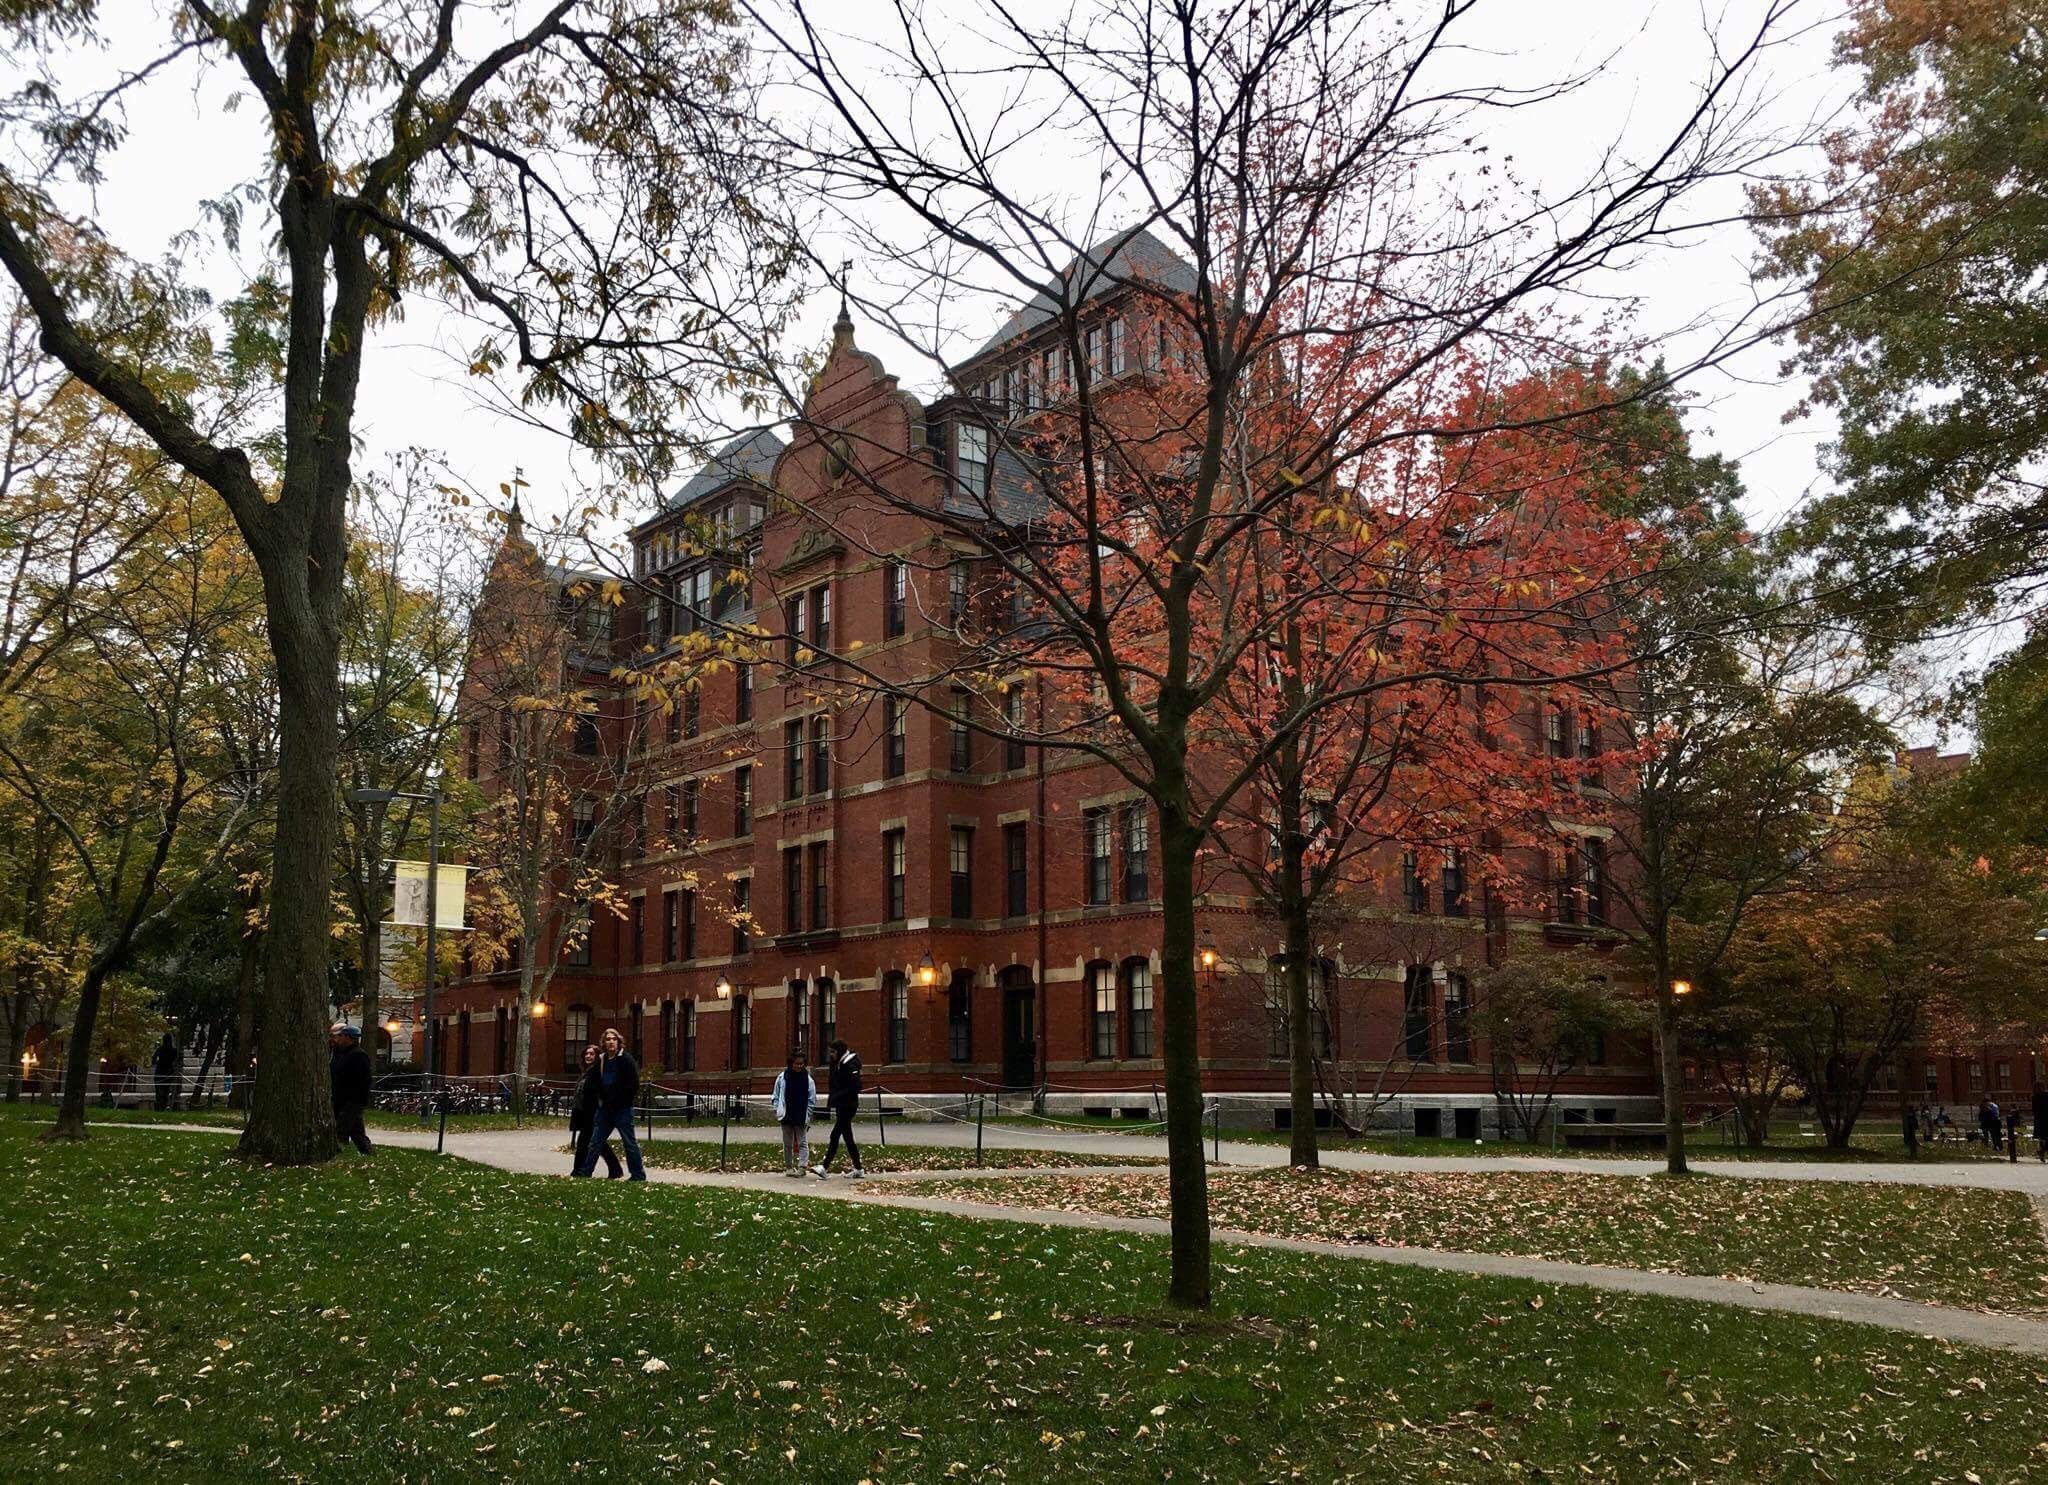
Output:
top-left (1281, 898), bottom-right (1318, 1169)
top-left (1653, 985), bottom-right (1689, 1175)
top-left (512, 957), bottom-right (538, 1114)
top-left (238, 595), bottom-right (344, 1164)
top-left (3, 976), bottom-right (24, 1104)
top-left (45, 958), bottom-right (114, 1141)
top-left (227, 877), bottom-right (264, 1110)
top-left (1156, 797), bottom-right (1211, 1310)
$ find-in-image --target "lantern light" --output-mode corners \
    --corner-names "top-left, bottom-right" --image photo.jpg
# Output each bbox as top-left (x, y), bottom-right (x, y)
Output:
top-left (917, 951), bottom-right (938, 987)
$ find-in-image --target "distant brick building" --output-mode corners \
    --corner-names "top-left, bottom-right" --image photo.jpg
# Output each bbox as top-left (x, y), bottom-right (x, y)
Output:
top-left (441, 239), bottom-right (1658, 1132)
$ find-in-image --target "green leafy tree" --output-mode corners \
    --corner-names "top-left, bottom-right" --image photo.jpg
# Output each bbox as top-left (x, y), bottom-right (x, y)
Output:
top-left (0, 0), bottom-right (797, 1162)
top-left (1474, 948), bottom-right (1646, 1144)
top-left (1755, 0), bottom-right (2048, 636)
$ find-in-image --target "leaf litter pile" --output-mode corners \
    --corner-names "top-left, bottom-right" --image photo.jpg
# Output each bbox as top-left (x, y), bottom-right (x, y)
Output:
top-left (2, 1120), bottom-right (2042, 1482)
top-left (922, 1165), bottom-right (2048, 1315)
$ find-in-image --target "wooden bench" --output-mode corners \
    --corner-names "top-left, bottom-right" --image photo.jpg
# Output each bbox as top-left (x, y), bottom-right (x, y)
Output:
top-left (1560, 1120), bottom-right (1696, 1150)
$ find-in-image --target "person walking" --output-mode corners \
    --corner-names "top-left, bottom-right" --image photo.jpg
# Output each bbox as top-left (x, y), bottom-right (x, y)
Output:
top-left (568, 1043), bottom-right (623, 1179)
top-left (1901, 1101), bottom-right (1918, 1158)
top-left (329, 1023), bottom-right (374, 1155)
top-left (773, 1049), bottom-right (818, 1178)
top-left (813, 1039), bottom-right (864, 1178)
top-left (572, 1028), bottom-right (646, 1180)
top-left (2033, 1083), bottom-right (2048, 1163)
top-left (1978, 1095), bottom-right (2002, 1151)
top-left (151, 1032), bottom-right (180, 1112)
top-left (2007, 1104), bottom-right (2023, 1163)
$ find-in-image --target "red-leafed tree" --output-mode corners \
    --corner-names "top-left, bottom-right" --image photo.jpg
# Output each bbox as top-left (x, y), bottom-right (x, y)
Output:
top-left (744, 0), bottom-right (1804, 1307)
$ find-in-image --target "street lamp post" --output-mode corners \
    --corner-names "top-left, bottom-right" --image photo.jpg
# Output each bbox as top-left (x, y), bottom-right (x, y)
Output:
top-left (348, 786), bottom-right (444, 1092)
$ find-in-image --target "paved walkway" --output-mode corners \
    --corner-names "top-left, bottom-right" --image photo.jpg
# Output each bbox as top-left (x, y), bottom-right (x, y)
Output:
top-left (106, 1117), bottom-right (2048, 1357)
top-left (591, 1113), bottom-right (2048, 1194)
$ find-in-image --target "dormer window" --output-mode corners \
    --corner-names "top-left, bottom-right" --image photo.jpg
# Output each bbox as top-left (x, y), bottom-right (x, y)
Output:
top-left (956, 423), bottom-right (990, 504)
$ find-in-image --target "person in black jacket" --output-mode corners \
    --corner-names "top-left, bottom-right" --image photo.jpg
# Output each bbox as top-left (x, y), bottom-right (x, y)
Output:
top-left (813, 1040), bottom-right (865, 1178)
top-left (2033, 1084), bottom-right (2048, 1163)
top-left (151, 1032), bottom-right (180, 1111)
top-left (329, 1023), bottom-right (373, 1155)
top-left (568, 1043), bottom-right (623, 1178)
top-left (572, 1028), bottom-right (645, 1179)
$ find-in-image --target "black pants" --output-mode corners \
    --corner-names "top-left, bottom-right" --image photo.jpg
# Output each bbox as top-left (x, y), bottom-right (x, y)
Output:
top-left (822, 1103), bottom-right (860, 1170)
top-left (573, 1121), bottom-right (623, 1178)
top-left (336, 1104), bottom-right (373, 1155)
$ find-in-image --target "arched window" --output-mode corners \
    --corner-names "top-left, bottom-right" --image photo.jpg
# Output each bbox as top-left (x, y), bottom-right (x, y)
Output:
top-left (947, 971), bottom-right (973, 1062)
top-left (1088, 962), bottom-right (1117, 1060)
top-left (732, 995), bottom-right (752, 1069)
top-left (564, 1005), bottom-right (593, 1073)
top-left (1267, 958), bottom-right (1332, 1060)
top-left (817, 979), bottom-right (837, 1055)
top-left (1122, 958), bottom-right (1154, 1059)
top-left (884, 972), bottom-right (910, 1062)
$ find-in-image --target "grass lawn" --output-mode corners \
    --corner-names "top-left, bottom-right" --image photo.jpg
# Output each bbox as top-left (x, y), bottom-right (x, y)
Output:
top-left (3, 1126), bottom-right (2046, 1482)
top-left (919, 1166), bottom-right (2048, 1317)
top-left (624, 1138), bottom-right (1161, 1175)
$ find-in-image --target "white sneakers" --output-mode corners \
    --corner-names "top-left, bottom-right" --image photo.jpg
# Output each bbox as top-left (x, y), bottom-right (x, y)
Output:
top-left (809, 1164), bottom-right (865, 1178)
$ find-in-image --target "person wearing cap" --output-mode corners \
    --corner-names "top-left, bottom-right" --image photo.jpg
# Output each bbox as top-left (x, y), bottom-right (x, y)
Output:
top-left (329, 1022), bottom-right (374, 1155)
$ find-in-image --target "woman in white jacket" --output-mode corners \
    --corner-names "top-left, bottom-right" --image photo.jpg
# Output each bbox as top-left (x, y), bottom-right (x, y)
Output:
top-left (771, 1049), bottom-right (820, 1177)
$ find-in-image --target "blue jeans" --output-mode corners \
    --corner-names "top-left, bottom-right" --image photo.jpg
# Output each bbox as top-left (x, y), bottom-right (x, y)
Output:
top-left (574, 1106), bottom-right (646, 1180)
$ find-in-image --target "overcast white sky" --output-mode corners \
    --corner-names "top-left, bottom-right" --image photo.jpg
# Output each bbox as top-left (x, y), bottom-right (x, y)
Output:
top-left (38, 1), bottom-right (1851, 557)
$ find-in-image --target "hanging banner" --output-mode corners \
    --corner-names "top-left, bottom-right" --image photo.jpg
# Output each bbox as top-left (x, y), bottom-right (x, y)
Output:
top-left (388, 862), bottom-right (469, 930)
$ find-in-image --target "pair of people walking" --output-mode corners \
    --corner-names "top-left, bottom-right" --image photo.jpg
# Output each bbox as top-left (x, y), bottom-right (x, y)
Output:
top-left (570, 1028), bottom-right (647, 1180)
top-left (329, 1022), bottom-right (373, 1155)
top-left (768, 1040), bottom-right (864, 1178)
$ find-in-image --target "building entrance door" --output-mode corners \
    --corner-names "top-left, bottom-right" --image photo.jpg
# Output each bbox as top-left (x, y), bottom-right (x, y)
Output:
top-left (1001, 973), bottom-right (1036, 1089)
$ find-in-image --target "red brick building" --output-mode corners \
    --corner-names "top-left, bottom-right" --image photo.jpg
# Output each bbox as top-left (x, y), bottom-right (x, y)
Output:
top-left (440, 245), bottom-right (1659, 1133)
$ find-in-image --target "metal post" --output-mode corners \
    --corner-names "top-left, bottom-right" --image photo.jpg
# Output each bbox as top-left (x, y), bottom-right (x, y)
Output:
top-left (719, 1093), bottom-right (731, 1171)
top-left (1210, 1101), bottom-right (1220, 1164)
top-left (420, 790), bottom-right (442, 1111)
top-left (875, 1085), bottom-right (887, 1147)
top-left (437, 1089), bottom-right (449, 1154)
top-left (976, 1093), bottom-right (986, 1167)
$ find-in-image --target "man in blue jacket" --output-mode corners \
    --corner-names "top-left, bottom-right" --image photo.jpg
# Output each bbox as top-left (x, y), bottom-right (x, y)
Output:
top-left (572, 1027), bottom-right (646, 1180)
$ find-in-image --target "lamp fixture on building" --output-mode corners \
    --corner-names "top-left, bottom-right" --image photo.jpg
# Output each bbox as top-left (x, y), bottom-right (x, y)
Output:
top-left (917, 951), bottom-right (938, 987)
top-left (532, 999), bottom-right (548, 1018)
top-left (715, 976), bottom-right (733, 999)
top-left (1199, 940), bottom-right (1219, 974)
top-left (1670, 979), bottom-right (1693, 998)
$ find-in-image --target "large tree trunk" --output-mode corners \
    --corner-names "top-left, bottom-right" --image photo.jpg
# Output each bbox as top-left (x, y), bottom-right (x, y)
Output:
top-left (1157, 796), bottom-right (1212, 1310)
top-left (238, 593), bottom-right (344, 1164)
top-left (512, 956), bottom-right (538, 1113)
top-left (1653, 983), bottom-right (1689, 1175)
top-left (1275, 752), bottom-right (1318, 1169)
top-left (44, 958), bottom-right (114, 1140)
top-left (3, 975), bottom-right (24, 1104)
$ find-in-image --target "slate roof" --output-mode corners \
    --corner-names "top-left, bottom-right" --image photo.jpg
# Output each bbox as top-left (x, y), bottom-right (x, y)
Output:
top-left (666, 427), bottom-right (786, 511)
top-left (960, 227), bottom-right (1198, 367)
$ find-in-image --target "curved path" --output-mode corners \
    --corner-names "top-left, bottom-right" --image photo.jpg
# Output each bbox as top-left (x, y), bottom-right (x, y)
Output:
top-left (93, 1116), bottom-right (2048, 1358)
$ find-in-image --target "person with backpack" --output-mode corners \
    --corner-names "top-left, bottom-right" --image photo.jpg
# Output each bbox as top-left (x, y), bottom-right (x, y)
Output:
top-left (772, 1048), bottom-right (818, 1178)
top-left (571, 1028), bottom-right (646, 1180)
top-left (813, 1039), bottom-right (865, 1179)
top-left (569, 1043), bottom-right (623, 1178)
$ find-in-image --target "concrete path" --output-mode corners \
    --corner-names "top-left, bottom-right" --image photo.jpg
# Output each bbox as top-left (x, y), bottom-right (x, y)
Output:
top-left (97, 1117), bottom-right (2048, 1357)
top-left (567, 1113), bottom-right (2048, 1194)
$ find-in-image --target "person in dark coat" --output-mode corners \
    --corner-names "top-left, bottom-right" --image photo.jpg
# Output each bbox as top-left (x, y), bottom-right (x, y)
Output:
top-left (2007, 1105), bottom-right (2023, 1162)
top-left (571, 1028), bottom-right (645, 1179)
top-left (1901, 1101), bottom-right (1918, 1157)
top-left (151, 1032), bottom-right (180, 1111)
top-left (2033, 1085), bottom-right (2048, 1163)
top-left (812, 1039), bottom-right (865, 1178)
top-left (329, 1022), bottom-right (373, 1155)
top-left (1978, 1096), bottom-right (2002, 1150)
top-left (568, 1043), bottom-right (623, 1178)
